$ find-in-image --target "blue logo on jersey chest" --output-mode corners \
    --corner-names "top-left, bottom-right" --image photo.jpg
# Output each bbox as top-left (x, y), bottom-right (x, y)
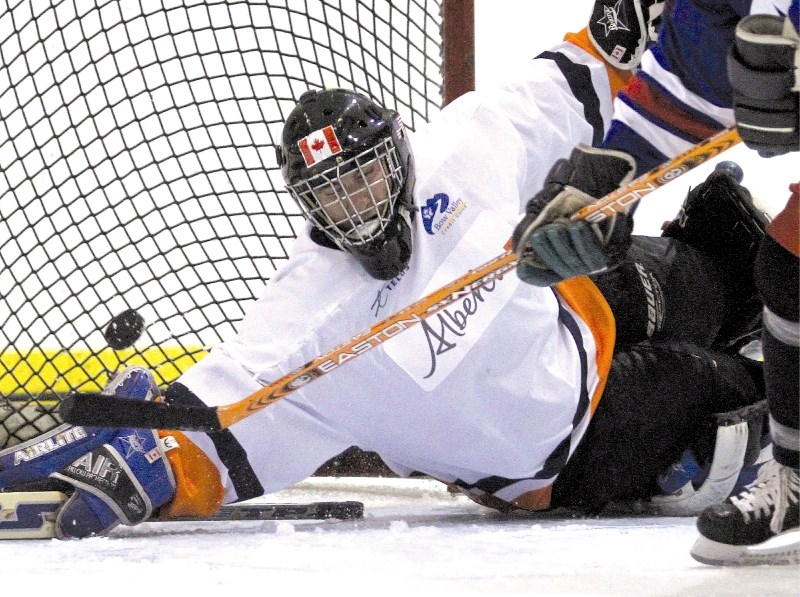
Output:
top-left (421, 193), bottom-right (466, 235)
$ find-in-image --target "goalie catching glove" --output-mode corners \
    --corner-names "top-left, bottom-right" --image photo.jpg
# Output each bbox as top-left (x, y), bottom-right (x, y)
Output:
top-left (512, 145), bottom-right (637, 287)
top-left (0, 367), bottom-right (223, 539)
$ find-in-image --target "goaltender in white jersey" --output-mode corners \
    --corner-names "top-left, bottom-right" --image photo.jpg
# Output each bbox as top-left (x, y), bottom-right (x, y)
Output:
top-left (163, 12), bottom-right (765, 514)
top-left (175, 51), bottom-right (622, 511)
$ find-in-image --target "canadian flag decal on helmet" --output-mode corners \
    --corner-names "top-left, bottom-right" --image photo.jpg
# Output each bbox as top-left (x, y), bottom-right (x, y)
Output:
top-left (298, 125), bottom-right (343, 167)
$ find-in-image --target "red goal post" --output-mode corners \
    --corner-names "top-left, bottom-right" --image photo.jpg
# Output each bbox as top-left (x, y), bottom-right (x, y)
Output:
top-left (0, 0), bottom-right (474, 448)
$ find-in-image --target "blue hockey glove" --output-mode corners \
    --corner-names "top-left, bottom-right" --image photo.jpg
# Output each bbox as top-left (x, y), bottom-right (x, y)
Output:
top-left (512, 145), bottom-right (637, 287)
top-left (0, 367), bottom-right (177, 539)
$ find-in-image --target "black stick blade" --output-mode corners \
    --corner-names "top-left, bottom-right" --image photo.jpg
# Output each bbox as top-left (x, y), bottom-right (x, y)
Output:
top-left (59, 393), bottom-right (222, 432)
top-left (167, 501), bottom-right (365, 522)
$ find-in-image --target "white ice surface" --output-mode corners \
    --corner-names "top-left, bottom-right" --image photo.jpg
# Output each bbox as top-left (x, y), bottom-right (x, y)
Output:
top-left (4, 477), bottom-right (799, 595)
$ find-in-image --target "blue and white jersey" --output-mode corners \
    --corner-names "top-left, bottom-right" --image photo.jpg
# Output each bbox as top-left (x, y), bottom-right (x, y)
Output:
top-left (602, 0), bottom-right (797, 173)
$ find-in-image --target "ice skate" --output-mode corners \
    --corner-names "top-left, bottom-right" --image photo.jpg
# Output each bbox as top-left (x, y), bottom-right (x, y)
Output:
top-left (690, 459), bottom-right (800, 566)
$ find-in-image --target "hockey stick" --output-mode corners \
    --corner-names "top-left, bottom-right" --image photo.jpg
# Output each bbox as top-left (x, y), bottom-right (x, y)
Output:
top-left (169, 499), bottom-right (364, 522)
top-left (572, 127), bottom-right (742, 223)
top-left (59, 127), bottom-right (742, 432)
top-left (0, 491), bottom-right (363, 539)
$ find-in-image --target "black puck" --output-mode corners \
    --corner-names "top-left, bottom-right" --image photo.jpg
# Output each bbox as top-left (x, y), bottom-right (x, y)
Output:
top-left (104, 308), bottom-right (145, 350)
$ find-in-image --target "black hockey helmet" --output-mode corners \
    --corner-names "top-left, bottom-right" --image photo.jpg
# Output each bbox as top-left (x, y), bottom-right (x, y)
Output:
top-left (277, 88), bottom-right (415, 280)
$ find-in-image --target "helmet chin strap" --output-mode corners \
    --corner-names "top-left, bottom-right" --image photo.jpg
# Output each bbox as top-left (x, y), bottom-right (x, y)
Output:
top-left (344, 207), bottom-right (415, 281)
top-left (341, 214), bottom-right (385, 243)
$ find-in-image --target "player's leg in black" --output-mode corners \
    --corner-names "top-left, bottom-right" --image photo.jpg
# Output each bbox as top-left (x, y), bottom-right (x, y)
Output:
top-left (691, 190), bottom-right (799, 566)
top-left (591, 167), bottom-right (769, 351)
top-left (550, 339), bottom-right (767, 514)
top-left (591, 234), bottom-right (733, 348)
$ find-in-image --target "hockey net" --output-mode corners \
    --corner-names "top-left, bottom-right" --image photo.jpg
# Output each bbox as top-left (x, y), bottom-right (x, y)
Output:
top-left (0, 0), bottom-right (473, 448)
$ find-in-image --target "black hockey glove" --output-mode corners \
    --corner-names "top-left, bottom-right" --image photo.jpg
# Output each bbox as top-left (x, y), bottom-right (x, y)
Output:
top-left (727, 14), bottom-right (800, 156)
top-left (588, 0), bottom-right (665, 70)
top-left (512, 145), bottom-right (637, 287)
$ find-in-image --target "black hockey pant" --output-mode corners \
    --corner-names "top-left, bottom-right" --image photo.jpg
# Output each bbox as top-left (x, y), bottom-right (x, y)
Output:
top-left (551, 236), bottom-right (764, 512)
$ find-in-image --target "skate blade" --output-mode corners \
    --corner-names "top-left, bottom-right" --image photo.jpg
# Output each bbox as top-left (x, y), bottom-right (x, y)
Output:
top-left (691, 528), bottom-right (800, 566)
top-left (745, 528), bottom-right (800, 563)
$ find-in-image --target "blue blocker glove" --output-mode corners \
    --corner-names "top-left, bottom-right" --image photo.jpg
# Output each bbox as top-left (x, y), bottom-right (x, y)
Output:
top-left (512, 145), bottom-right (637, 287)
top-left (0, 367), bottom-right (176, 539)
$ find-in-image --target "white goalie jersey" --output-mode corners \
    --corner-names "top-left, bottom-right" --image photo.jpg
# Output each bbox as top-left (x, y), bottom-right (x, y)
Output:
top-left (176, 31), bottom-right (620, 510)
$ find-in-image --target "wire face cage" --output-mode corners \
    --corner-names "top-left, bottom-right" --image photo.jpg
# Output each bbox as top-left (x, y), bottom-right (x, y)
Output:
top-left (0, 0), bottom-right (473, 449)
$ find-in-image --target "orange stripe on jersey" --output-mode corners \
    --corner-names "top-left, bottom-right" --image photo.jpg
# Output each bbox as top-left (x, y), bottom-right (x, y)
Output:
top-left (452, 483), bottom-right (555, 515)
top-left (554, 275), bottom-right (616, 414)
top-left (512, 484), bottom-right (553, 512)
top-left (562, 28), bottom-right (633, 99)
top-left (768, 183), bottom-right (799, 257)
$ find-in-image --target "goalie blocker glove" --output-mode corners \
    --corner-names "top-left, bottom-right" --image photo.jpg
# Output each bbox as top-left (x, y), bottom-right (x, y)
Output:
top-left (512, 145), bottom-right (637, 287)
top-left (727, 14), bottom-right (800, 156)
top-left (661, 166), bottom-right (770, 351)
